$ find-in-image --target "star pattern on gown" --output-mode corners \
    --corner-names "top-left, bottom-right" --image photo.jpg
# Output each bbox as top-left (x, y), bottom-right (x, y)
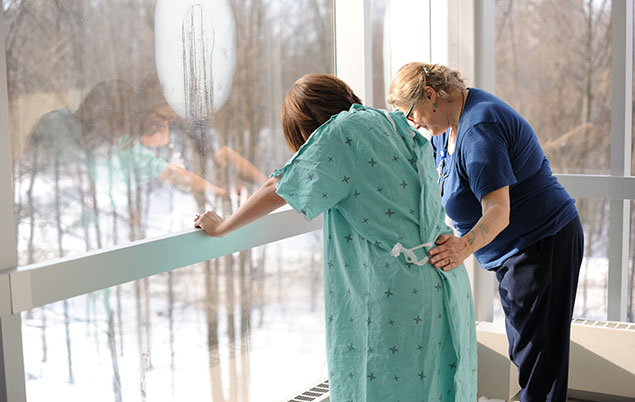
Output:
top-left (276, 112), bottom-right (476, 401)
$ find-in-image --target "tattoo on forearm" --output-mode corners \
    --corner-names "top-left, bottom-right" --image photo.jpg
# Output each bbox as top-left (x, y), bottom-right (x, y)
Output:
top-left (467, 232), bottom-right (477, 246)
top-left (479, 224), bottom-right (489, 242)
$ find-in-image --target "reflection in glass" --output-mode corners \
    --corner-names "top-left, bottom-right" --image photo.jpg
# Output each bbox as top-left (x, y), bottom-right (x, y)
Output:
top-left (495, 0), bottom-right (611, 174)
top-left (7, 0), bottom-right (333, 263)
top-left (5, 0), bottom-right (334, 399)
top-left (21, 232), bottom-right (326, 402)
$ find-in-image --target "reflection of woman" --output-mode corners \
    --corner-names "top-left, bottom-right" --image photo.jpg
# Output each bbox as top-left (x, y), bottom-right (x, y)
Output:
top-left (195, 74), bottom-right (477, 401)
top-left (388, 62), bottom-right (583, 402)
top-left (136, 74), bottom-right (267, 192)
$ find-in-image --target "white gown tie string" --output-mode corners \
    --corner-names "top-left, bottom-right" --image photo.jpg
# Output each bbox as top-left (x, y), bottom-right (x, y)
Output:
top-left (390, 241), bottom-right (434, 266)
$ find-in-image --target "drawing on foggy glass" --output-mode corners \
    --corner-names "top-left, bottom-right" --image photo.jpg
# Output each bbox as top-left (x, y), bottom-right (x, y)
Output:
top-left (155, 0), bottom-right (236, 122)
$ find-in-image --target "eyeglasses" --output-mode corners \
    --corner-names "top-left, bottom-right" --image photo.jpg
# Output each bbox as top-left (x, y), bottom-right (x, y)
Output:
top-left (403, 103), bottom-right (416, 126)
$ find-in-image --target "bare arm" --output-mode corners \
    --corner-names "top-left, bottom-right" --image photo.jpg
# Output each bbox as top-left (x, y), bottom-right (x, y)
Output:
top-left (428, 186), bottom-right (510, 271)
top-left (159, 163), bottom-right (227, 196)
top-left (194, 176), bottom-right (286, 237)
top-left (214, 146), bottom-right (268, 184)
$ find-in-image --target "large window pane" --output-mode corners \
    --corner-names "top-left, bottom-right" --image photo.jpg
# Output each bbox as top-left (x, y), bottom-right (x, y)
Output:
top-left (492, 197), bottom-right (611, 322)
top-left (495, 0), bottom-right (611, 174)
top-left (6, 0), bottom-right (334, 265)
top-left (21, 232), bottom-right (325, 402)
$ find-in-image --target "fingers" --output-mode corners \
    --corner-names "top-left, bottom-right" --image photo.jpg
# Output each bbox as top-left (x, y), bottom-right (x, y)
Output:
top-left (194, 211), bottom-right (224, 236)
top-left (435, 234), bottom-right (451, 245)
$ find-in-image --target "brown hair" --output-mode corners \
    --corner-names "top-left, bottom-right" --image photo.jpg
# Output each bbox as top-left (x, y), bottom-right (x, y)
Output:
top-left (282, 73), bottom-right (361, 152)
top-left (387, 62), bottom-right (466, 109)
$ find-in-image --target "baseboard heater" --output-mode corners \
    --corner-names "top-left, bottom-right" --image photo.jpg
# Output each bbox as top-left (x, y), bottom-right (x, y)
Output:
top-left (477, 319), bottom-right (635, 401)
top-left (287, 380), bottom-right (330, 402)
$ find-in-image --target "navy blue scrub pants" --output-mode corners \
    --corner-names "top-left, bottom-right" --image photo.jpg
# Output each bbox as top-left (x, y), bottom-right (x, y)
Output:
top-left (492, 216), bottom-right (584, 402)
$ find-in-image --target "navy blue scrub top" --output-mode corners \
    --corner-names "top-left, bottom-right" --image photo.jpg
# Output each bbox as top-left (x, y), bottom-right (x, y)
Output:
top-left (431, 88), bottom-right (578, 269)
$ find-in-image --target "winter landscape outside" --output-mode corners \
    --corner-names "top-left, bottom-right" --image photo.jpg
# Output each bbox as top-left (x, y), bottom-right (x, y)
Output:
top-left (3, 0), bottom-right (635, 401)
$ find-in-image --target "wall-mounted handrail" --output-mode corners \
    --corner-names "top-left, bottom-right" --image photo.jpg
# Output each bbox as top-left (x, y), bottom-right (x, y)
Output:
top-left (0, 208), bottom-right (322, 316)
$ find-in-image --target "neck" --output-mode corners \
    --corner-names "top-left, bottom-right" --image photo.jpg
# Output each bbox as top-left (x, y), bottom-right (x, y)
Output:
top-left (450, 89), bottom-right (466, 133)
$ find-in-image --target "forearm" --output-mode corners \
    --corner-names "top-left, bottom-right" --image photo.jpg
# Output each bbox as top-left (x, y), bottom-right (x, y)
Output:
top-left (461, 203), bottom-right (510, 254)
top-left (215, 146), bottom-right (268, 183)
top-left (161, 163), bottom-right (226, 195)
top-left (215, 176), bottom-right (286, 236)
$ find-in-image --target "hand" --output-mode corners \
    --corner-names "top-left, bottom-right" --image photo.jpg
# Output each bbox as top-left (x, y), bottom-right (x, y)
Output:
top-left (428, 234), bottom-right (471, 271)
top-left (194, 211), bottom-right (226, 237)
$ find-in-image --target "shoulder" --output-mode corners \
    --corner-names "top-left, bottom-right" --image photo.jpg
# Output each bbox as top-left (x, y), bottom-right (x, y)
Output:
top-left (465, 89), bottom-right (510, 120)
top-left (30, 108), bottom-right (80, 145)
top-left (310, 105), bottom-right (377, 142)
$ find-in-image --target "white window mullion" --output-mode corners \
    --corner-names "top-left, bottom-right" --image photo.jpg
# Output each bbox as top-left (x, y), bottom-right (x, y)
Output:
top-left (447, 0), bottom-right (496, 322)
top-left (608, 0), bottom-right (633, 321)
top-left (334, 0), bottom-right (372, 105)
top-left (0, 6), bottom-right (27, 402)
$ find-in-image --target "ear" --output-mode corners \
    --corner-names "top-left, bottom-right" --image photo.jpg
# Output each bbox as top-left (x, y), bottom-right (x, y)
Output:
top-left (425, 87), bottom-right (437, 102)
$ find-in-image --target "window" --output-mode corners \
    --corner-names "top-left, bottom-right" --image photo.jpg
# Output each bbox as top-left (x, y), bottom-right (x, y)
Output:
top-left (495, 0), bottom-right (612, 175)
top-left (21, 233), bottom-right (326, 402)
top-left (6, 0), bottom-right (334, 264)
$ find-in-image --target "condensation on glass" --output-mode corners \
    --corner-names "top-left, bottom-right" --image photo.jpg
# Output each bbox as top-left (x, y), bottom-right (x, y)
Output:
top-left (495, 0), bottom-right (611, 175)
top-left (7, 0), bottom-right (333, 265)
top-left (5, 0), bottom-right (334, 400)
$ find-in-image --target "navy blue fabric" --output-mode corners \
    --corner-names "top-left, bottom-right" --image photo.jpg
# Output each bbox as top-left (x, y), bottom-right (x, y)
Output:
top-left (493, 216), bottom-right (583, 402)
top-left (431, 88), bottom-right (578, 269)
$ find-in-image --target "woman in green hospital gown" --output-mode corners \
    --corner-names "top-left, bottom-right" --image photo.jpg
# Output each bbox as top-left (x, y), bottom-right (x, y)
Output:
top-left (195, 74), bottom-right (477, 402)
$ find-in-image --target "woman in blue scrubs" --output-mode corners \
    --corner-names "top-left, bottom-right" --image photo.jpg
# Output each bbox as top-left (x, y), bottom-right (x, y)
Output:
top-left (388, 62), bottom-right (584, 402)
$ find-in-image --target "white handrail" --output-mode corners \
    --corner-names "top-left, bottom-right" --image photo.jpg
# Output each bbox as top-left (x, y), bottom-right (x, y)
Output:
top-left (0, 208), bottom-right (322, 316)
top-left (555, 173), bottom-right (635, 200)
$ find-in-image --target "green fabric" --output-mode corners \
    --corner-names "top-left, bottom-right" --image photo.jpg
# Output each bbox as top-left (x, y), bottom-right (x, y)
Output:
top-left (272, 104), bottom-right (477, 402)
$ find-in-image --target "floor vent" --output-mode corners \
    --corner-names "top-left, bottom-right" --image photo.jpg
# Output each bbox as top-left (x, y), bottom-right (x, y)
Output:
top-left (287, 380), bottom-right (329, 402)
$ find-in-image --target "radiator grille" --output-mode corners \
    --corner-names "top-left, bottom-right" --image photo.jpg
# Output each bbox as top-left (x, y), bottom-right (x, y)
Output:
top-left (572, 318), bottom-right (635, 331)
top-left (288, 380), bottom-right (329, 402)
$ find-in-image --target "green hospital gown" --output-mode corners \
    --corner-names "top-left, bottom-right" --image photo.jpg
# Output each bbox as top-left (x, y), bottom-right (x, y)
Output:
top-left (272, 104), bottom-right (477, 402)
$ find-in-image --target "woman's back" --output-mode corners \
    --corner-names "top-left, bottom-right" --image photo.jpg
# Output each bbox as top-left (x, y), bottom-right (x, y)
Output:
top-left (272, 104), bottom-right (477, 402)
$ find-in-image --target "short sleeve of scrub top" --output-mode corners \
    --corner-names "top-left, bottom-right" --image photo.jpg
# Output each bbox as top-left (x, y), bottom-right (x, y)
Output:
top-left (461, 122), bottom-right (518, 201)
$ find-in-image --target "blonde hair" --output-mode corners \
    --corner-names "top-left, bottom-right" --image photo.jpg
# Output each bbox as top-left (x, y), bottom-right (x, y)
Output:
top-left (387, 62), bottom-right (466, 108)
